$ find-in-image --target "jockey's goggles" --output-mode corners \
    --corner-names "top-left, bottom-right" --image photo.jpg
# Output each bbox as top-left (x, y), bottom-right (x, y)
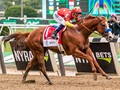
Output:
top-left (76, 12), bottom-right (82, 14)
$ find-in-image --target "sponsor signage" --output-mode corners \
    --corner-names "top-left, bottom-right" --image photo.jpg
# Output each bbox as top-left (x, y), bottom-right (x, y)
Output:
top-left (26, 19), bottom-right (40, 25)
top-left (2, 19), bottom-right (16, 24)
top-left (10, 41), bottom-right (55, 71)
top-left (74, 43), bottom-right (117, 74)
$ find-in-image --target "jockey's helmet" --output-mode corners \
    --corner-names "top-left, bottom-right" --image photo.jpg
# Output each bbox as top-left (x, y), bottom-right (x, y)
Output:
top-left (72, 7), bottom-right (82, 14)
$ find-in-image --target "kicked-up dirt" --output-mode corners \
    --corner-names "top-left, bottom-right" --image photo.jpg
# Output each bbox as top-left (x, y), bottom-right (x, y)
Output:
top-left (0, 74), bottom-right (120, 90)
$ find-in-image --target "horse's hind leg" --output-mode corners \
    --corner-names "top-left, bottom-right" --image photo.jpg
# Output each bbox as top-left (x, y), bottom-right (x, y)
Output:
top-left (22, 56), bottom-right (38, 83)
top-left (36, 53), bottom-right (53, 85)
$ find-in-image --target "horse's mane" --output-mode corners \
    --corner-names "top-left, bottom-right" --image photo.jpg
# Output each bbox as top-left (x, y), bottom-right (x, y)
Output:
top-left (76, 15), bottom-right (106, 26)
top-left (72, 15), bottom-right (97, 25)
top-left (84, 15), bottom-right (106, 20)
top-left (84, 15), bottom-right (96, 19)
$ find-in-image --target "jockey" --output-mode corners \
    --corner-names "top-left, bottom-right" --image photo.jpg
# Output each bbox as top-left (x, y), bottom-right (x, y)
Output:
top-left (51, 7), bottom-right (82, 39)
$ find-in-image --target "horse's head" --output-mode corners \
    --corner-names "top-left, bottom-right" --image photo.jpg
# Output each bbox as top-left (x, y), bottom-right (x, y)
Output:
top-left (78, 15), bottom-right (113, 41)
top-left (96, 16), bottom-right (113, 41)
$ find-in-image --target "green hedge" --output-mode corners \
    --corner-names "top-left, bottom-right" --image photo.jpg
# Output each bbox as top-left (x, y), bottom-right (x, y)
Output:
top-left (4, 5), bottom-right (39, 18)
top-left (0, 26), bottom-right (9, 36)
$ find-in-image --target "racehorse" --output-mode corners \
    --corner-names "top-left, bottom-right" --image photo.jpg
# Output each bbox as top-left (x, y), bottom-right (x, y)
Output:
top-left (2, 15), bottom-right (113, 85)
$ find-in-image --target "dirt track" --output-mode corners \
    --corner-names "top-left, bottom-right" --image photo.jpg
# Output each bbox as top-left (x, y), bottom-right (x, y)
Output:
top-left (0, 74), bottom-right (120, 90)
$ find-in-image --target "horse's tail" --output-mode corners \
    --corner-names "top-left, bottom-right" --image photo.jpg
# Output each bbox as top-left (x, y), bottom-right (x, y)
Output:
top-left (2, 32), bottom-right (23, 47)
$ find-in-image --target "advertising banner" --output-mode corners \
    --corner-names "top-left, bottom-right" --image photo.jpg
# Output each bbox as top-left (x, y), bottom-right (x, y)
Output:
top-left (74, 43), bottom-right (117, 74)
top-left (10, 41), bottom-right (58, 72)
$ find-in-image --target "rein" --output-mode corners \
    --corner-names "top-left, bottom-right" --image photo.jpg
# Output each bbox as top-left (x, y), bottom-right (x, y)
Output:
top-left (81, 23), bottom-right (102, 36)
top-left (81, 23), bottom-right (92, 32)
top-left (80, 17), bottom-right (105, 36)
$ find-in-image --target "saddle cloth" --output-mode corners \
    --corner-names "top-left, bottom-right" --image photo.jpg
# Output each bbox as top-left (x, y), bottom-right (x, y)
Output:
top-left (43, 25), bottom-right (63, 47)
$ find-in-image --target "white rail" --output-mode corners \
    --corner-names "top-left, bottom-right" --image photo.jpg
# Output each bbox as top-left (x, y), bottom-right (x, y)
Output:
top-left (0, 24), bottom-right (48, 34)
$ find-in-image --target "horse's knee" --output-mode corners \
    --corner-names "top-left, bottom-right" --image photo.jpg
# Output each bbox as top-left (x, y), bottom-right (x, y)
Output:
top-left (89, 60), bottom-right (97, 73)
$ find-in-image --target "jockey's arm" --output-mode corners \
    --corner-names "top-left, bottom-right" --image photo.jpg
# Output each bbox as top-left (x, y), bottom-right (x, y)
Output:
top-left (64, 18), bottom-right (77, 28)
top-left (65, 21), bottom-right (75, 28)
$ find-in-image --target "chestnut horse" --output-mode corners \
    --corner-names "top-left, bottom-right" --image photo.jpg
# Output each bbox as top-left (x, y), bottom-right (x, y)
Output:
top-left (2, 15), bottom-right (113, 85)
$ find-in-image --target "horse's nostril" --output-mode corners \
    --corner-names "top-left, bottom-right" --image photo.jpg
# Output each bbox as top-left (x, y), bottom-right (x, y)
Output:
top-left (109, 37), bottom-right (112, 40)
top-left (109, 34), bottom-right (113, 39)
top-left (105, 34), bottom-right (113, 41)
top-left (106, 36), bottom-right (113, 41)
top-left (109, 36), bottom-right (112, 38)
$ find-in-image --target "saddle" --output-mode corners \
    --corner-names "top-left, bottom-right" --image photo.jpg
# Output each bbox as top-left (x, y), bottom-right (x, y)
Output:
top-left (43, 25), bottom-right (66, 54)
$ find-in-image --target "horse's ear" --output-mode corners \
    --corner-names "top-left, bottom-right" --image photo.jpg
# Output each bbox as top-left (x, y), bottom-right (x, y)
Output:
top-left (98, 16), bottom-right (105, 21)
top-left (101, 16), bottom-right (106, 19)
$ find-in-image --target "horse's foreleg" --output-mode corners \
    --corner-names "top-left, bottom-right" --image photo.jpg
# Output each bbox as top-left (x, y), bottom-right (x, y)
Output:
top-left (93, 60), bottom-right (111, 79)
top-left (86, 48), bottom-right (111, 80)
top-left (37, 54), bottom-right (53, 85)
top-left (22, 56), bottom-right (37, 83)
top-left (73, 48), bottom-right (97, 80)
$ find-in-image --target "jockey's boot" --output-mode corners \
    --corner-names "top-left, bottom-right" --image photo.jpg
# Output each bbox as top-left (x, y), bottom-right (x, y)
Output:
top-left (51, 24), bottom-right (65, 39)
top-left (51, 30), bottom-right (59, 39)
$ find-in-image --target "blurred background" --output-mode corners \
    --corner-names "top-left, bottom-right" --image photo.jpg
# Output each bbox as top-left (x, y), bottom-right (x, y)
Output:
top-left (0, 0), bottom-right (120, 75)
top-left (0, 0), bottom-right (119, 18)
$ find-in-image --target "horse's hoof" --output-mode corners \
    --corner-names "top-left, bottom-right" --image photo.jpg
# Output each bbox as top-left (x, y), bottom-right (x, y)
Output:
top-left (22, 80), bottom-right (26, 83)
top-left (22, 80), bottom-right (36, 83)
top-left (49, 82), bottom-right (53, 85)
top-left (106, 75), bottom-right (112, 80)
top-left (45, 82), bottom-right (53, 85)
top-left (93, 74), bottom-right (97, 80)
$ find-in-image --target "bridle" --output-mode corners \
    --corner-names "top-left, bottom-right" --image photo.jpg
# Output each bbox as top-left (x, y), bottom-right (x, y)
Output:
top-left (79, 16), bottom-right (107, 37)
top-left (80, 22), bottom-right (102, 36)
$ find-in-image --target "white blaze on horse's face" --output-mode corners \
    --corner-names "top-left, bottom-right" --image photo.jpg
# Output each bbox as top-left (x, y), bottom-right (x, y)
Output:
top-left (105, 22), bottom-right (109, 29)
top-left (105, 21), bottom-right (113, 41)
